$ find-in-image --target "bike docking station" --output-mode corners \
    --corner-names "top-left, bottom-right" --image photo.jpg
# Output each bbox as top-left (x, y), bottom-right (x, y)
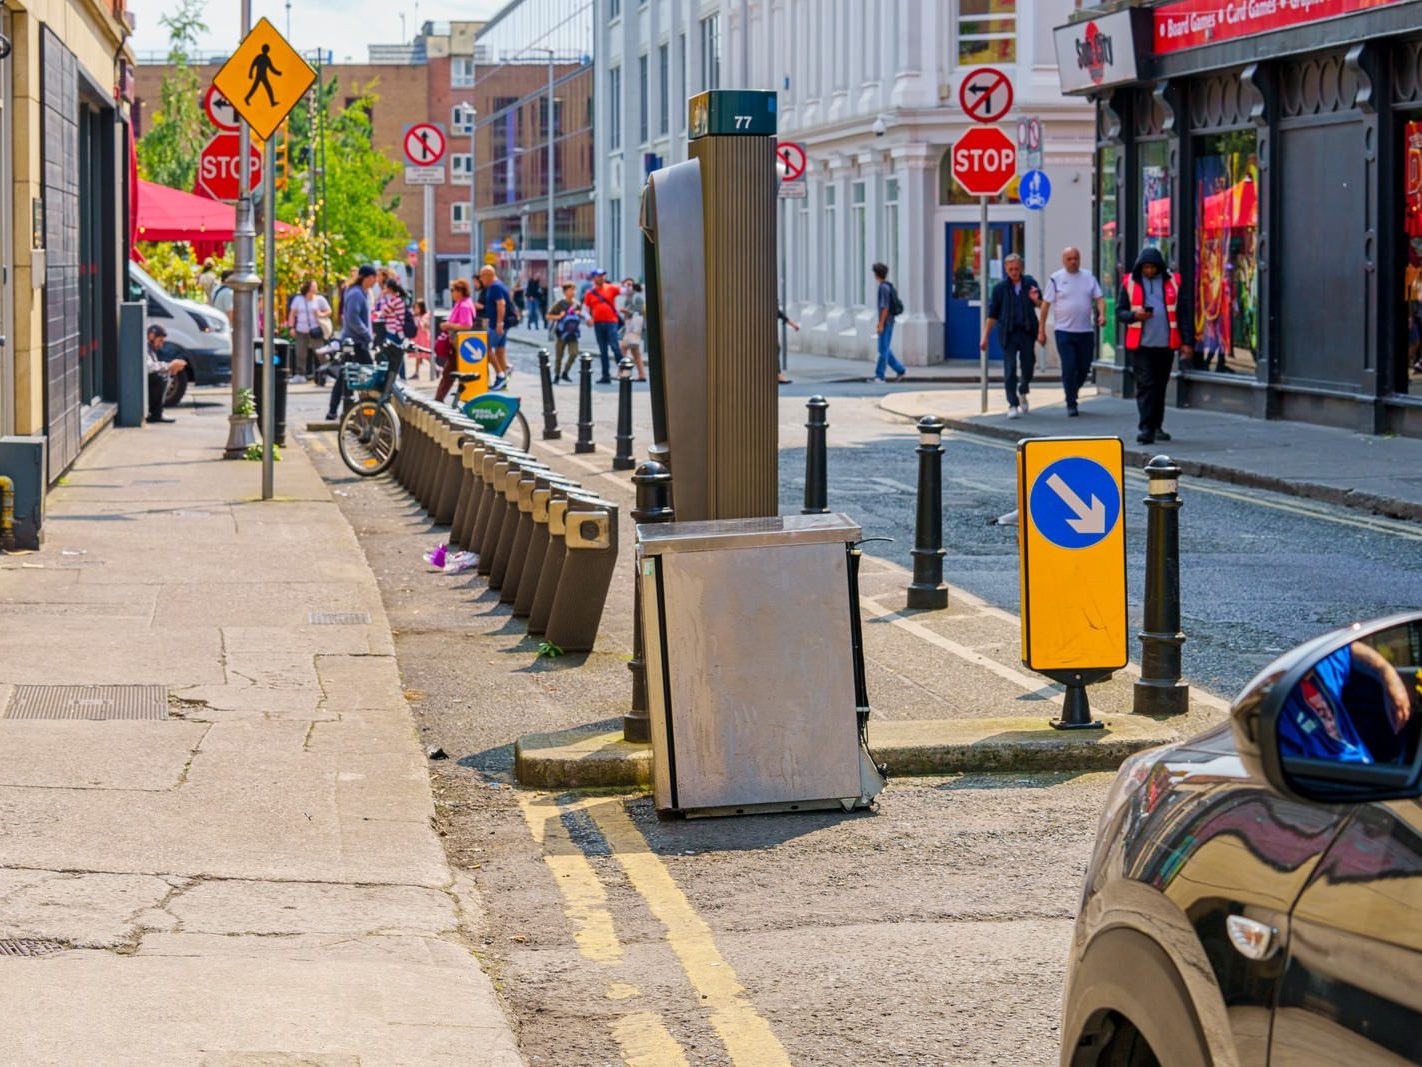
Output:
top-left (1016, 437), bottom-right (1128, 729)
top-left (634, 89), bottom-right (886, 818)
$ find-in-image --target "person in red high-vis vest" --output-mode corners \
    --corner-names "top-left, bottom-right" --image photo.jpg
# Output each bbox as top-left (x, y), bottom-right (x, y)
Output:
top-left (1116, 247), bottom-right (1194, 445)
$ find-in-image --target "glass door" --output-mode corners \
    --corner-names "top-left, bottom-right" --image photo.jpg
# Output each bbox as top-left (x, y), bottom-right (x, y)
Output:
top-left (944, 221), bottom-right (1023, 361)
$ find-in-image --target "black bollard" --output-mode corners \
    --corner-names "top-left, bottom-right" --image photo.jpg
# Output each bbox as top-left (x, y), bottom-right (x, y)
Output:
top-left (575, 352), bottom-right (596, 454)
top-left (613, 357), bottom-right (635, 471)
top-left (538, 349), bottom-right (561, 441)
top-left (906, 415), bottom-right (948, 610)
top-left (802, 395), bottom-right (829, 514)
top-left (626, 460), bottom-right (674, 743)
top-left (1134, 455), bottom-right (1189, 715)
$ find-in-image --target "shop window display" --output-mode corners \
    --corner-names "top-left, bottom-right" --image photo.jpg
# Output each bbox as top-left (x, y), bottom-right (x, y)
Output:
top-left (1138, 141), bottom-right (1173, 270)
top-left (1404, 119), bottom-right (1422, 393)
top-left (1192, 131), bottom-right (1259, 375)
top-left (1098, 146), bottom-right (1119, 364)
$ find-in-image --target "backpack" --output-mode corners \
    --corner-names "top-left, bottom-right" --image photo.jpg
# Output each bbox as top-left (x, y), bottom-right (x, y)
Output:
top-left (402, 304), bottom-right (417, 339)
top-left (557, 311), bottom-right (582, 341)
top-left (887, 283), bottom-right (905, 318)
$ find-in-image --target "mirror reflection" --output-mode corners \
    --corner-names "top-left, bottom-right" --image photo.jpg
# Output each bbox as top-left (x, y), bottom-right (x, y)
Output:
top-left (1279, 623), bottom-right (1422, 768)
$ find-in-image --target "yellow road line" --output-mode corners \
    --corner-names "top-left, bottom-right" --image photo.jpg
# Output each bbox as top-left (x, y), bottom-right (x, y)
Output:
top-left (585, 798), bottom-right (793, 1067)
top-left (609, 1012), bottom-right (692, 1067)
top-left (516, 792), bottom-right (623, 964)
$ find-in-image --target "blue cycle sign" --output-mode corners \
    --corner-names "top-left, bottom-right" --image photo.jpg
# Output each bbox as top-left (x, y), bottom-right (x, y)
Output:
top-left (1020, 169), bottom-right (1051, 210)
top-left (1027, 456), bottom-right (1121, 550)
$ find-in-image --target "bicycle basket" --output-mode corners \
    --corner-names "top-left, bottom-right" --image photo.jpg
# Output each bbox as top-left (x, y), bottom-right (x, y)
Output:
top-left (343, 364), bottom-right (387, 391)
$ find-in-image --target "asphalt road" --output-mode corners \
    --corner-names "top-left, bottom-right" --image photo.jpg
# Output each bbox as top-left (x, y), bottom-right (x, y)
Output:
top-left (777, 388), bottom-right (1422, 700)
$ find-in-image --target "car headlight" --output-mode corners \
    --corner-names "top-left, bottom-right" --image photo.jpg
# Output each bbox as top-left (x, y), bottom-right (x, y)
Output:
top-left (1097, 747), bottom-right (1168, 839)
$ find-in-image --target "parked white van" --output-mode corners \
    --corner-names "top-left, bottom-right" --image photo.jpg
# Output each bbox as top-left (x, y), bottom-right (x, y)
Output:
top-left (127, 262), bottom-right (232, 405)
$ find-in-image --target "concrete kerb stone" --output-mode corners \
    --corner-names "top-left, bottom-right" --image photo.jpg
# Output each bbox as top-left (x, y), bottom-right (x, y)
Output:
top-left (513, 714), bottom-right (1182, 789)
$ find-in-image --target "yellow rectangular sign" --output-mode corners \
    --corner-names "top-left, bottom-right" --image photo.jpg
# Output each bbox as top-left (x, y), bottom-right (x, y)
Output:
top-left (455, 331), bottom-right (489, 404)
top-left (1017, 436), bottom-right (1127, 674)
top-left (212, 18), bottom-right (316, 142)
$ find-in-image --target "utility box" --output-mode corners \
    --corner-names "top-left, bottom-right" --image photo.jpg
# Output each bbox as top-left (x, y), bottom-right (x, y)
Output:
top-left (117, 302), bottom-right (146, 427)
top-left (0, 436), bottom-right (47, 549)
top-left (637, 513), bottom-right (885, 817)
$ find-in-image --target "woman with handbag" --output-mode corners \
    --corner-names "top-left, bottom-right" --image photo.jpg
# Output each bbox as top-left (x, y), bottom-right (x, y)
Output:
top-left (287, 279), bottom-right (332, 382)
top-left (411, 299), bottom-right (433, 379)
top-left (435, 278), bottom-right (477, 402)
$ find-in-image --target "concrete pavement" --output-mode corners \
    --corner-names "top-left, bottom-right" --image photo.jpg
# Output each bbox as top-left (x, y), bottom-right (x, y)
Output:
top-left (0, 406), bottom-right (520, 1065)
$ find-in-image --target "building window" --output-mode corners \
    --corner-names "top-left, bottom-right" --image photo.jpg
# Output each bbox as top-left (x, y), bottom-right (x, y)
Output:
top-left (1097, 146), bottom-right (1120, 366)
top-left (451, 153), bottom-right (472, 185)
top-left (608, 65), bottom-right (622, 150)
top-left (638, 54), bottom-right (650, 145)
top-left (451, 103), bottom-right (474, 135)
top-left (938, 146), bottom-right (1020, 205)
top-left (609, 198), bottom-right (623, 277)
top-left (658, 43), bottom-right (670, 137)
top-left (797, 198), bottom-right (810, 302)
top-left (851, 181), bottom-right (867, 305)
top-left (1403, 119), bottom-right (1422, 394)
top-left (1138, 140), bottom-right (1171, 268)
top-left (609, 0), bottom-right (621, 17)
top-left (451, 57), bottom-right (475, 88)
top-left (958, 0), bottom-right (1016, 66)
top-left (678, 34), bottom-right (688, 129)
top-left (700, 14), bottom-right (720, 91)
top-left (451, 202), bottom-right (471, 234)
top-left (883, 177), bottom-right (900, 290)
top-left (1192, 130), bottom-right (1259, 376)
top-left (822, 185), bottom-right (837, 303)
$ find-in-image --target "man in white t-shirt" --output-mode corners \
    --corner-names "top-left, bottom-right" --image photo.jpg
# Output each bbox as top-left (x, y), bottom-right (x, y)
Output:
top-left (1037, 247), bottom-right (1105, 417)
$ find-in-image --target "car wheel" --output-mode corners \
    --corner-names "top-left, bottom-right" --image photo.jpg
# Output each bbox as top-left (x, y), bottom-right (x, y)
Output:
top-left (1094, 1015), bottom-right (1158, 1067)
top-left (164, 374), bottom-right (188, 407)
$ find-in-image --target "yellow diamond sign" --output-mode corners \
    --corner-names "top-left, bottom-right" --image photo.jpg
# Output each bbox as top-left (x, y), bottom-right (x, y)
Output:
top-left (211, 18), bottom-right (315, 142)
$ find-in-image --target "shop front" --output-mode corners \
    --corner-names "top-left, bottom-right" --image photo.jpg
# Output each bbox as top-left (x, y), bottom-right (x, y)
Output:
top-left (1057, 0), bottom-right (1422, 436)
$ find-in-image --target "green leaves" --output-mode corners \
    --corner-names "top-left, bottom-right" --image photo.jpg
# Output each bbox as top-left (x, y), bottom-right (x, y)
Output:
top-left (536, 641), bottom-right (565, 659)
top-left (135, 0), bottom-right (208, 192)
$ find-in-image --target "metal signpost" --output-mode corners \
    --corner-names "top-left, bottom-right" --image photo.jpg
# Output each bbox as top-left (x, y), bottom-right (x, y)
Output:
top-left (213, 16), bottom-right (316, 498)
top-left (956, 67), bottom-right (1016, 414)
top-left (404, 122), bottom-right (448, 316)
top-left (776, 141), bottom-right (807, 375)
top-left (1016, 436), bottom-right (1127, 729)
top-left (1019, 117), bottom-right (1047, 302)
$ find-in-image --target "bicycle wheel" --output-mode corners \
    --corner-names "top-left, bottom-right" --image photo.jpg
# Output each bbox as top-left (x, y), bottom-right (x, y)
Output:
top-left (506, 409), bottom-right (531, 452)
top-left (338, 399), bottom-right (400, 476)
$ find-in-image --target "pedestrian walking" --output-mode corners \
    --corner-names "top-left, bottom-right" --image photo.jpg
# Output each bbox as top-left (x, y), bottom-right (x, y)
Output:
top-left (525, 274), bottom-right (546, 331)
top-left (480, 265), bottom-right (515, 391)
top-left (619, 280), bottom-right (647, 380)
top-left (982, 253), bottom-right (1042, 419)
top-left (411, 299), bottom-right (433, 379)
top-left (777, 305), bottom-right (800, 385)
top-left (286, 278), bottom-right (331, 382)
top-left (377, 277), bottom-right (412, 378)
top-left (1037, 247), bottom-right (1105, 417)
top-left (548, 282), bottom-right (582, 382)
top-left (326, 264), bottom-right (377, 421)
top-left (144, 325), bottom-right (187, 424)
top-left (435, 278), bottom-right (478, 402)
top-left (872, 263), bottom-right (908, 383)
top-left (582, 268), bottom-right (622, 383)
top-left (198, 258), bottom-right (219, 303)
top-left (1118, 247), bottom-right (1194, 444)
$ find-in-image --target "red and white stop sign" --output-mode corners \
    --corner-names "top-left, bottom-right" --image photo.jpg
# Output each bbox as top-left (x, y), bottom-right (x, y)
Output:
top-left (952, 126), bottom-right (1017, 198)
top-left (194, 133), bottom-right (261, 202)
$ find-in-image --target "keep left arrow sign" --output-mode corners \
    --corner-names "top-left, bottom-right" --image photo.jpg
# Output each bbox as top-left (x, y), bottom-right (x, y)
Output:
top-left (1046, 473), bottom-right (1107, 535)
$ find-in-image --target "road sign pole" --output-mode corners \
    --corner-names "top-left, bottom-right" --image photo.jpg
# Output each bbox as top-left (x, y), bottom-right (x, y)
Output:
top-left (423, 184), bottom-right (435, 315)
top-left (224, 0), bottom-right (260, 460)
top-left (779, 198), bottom-right (788, 373)
top-left (261, 139), bottom-right (276, 500)
top-left (979, 195), bottom-right (989, 414)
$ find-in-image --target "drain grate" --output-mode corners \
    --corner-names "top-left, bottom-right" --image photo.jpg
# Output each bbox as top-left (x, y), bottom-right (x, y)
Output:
top-left (3, 685), bottom-right (169, 721)
top-left (308, 611), bottom-right (372, 626)
top-left (0, 939), bottom-right (66, 958)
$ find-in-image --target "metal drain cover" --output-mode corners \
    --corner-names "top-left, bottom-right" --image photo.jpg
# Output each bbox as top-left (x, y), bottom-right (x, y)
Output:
top-left (308, 612), bottom-right (371, 626)
top-left (3, 685), bottom-right (169, 721)
top-left (0, 939), bottom-right (66, 957)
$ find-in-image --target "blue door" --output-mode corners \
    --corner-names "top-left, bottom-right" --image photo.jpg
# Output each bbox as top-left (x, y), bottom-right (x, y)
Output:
top-left (945, 221), bottom-right (1024, 362)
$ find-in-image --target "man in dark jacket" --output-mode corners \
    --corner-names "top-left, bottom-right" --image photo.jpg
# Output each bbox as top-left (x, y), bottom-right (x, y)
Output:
top-left (1117, 247), bottom-right (1194, 444)
top-left (981, 253), bottom-right (1042, 418)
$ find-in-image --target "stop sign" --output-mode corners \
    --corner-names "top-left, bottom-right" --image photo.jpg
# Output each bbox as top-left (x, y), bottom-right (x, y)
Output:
top-left (194, 133), bottom-right (261, 202)
top-left (952, 126), bottom-right (1017, 197)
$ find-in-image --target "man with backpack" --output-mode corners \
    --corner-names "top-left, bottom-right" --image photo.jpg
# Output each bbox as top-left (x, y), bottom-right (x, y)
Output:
top-left (582, 268), bottom-right (622, 383)
top-left (873, 263), bottom-right (908, 383)
top-left (479, 265), bottom-right (516, 392)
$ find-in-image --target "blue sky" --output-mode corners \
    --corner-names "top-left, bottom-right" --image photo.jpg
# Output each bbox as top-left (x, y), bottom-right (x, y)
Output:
top-left (132, 1), bottom-right (507, 63)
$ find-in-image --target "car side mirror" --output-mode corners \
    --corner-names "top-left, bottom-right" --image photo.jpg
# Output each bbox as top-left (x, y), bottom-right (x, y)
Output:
top-left (1231, 613), bottom-right (1422, 804)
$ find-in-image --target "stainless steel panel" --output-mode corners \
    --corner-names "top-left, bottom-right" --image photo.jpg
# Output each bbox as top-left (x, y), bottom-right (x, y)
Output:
top-left (638, 513), bottom-right (861, 556)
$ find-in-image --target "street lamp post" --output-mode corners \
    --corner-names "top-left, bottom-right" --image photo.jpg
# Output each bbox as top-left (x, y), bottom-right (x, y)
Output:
top-left (538, 48), bottom-right (556, 287)
top-left (223, 0), bottom-right (259, 459)
top-left (464, 99), bottom-right (477, 279)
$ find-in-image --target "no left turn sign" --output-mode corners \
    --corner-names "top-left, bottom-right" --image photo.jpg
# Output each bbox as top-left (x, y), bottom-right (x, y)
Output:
top-left (404, 122), bottom-right (447, 167)
top-left (959, 67), bottom-right (1014, 124)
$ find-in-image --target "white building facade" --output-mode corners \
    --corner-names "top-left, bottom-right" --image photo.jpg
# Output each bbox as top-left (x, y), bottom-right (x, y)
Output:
top-left (595, 0), bottom-right (1097, 366)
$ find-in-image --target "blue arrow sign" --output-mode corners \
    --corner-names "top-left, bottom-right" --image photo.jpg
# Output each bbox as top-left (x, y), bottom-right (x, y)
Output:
top-left (1021, 169), bottom-right (1051, 211)
top-left (459, 334), bottom-right (487, 365)
top-left (1028, 457), bottom-right (1121, 550)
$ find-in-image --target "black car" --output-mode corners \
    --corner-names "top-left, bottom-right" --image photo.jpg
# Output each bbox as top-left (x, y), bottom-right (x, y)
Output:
top-left (1062, 613), bottom-right (1422, 1066)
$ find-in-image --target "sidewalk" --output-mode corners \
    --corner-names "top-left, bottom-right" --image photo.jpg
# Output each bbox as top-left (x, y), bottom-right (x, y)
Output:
top-left (0, 410), bottom-right (519, 1063)
top-left (879, 386), bottom-right (1422, 521)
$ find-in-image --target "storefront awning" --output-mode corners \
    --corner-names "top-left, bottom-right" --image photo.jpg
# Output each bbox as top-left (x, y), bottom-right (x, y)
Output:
top-left (134, 180), bottom-right (297, 246)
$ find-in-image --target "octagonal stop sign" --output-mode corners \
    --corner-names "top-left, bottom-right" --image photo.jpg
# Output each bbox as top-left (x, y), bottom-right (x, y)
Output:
top-left (952, 126), bottom-right (1017, 198)
top-left (195, 133), bottom-right (261, 202)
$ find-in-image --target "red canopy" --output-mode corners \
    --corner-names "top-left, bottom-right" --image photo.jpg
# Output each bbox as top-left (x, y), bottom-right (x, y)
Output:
top-left (134, 179), bottom-right (297, 251)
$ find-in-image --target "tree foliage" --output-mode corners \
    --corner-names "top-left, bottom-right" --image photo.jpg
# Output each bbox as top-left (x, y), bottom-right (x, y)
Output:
top-left (135, 0), bottom-right (208, 191)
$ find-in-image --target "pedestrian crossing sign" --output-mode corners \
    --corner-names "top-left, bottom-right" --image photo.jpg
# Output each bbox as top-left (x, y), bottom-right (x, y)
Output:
top-left (1017, 436), bottom-right (1127, 673)
top-left (212, 18), bottom-right (315, 142)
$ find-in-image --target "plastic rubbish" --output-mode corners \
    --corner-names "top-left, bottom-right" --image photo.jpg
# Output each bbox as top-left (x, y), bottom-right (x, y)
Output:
top-left (423, 543), bottom-right (448, 569)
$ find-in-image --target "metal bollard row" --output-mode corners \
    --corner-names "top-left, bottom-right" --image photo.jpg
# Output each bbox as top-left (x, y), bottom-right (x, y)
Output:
top-left (382, 388), bottom-right (619, 652)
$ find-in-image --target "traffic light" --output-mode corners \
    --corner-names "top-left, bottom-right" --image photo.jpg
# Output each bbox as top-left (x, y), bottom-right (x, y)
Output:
top-left (275, 120), bottom-right (289, 191)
